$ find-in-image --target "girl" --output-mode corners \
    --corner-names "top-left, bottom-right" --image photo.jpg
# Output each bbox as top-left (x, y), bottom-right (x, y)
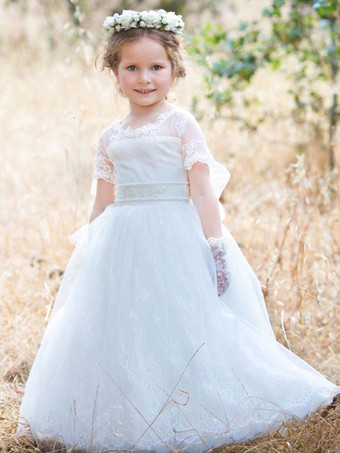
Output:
top-left (17, 9), bottom-right (339, 453)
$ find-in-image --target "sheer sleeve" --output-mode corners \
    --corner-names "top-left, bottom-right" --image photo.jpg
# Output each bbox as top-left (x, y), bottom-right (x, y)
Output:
top-left (181, 112), bottom-right (213, 171)
top-left (181, 112), bottom-right (230, 201)
top-left (93, 131), bottom-right (115, 184)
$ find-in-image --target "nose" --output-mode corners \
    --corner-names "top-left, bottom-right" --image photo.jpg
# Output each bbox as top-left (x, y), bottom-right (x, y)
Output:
top-left (138, 69), bottom-right (151, 84)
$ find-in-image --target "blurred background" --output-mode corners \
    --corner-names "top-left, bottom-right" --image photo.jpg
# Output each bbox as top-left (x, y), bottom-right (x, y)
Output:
top-left (0, 0), bottom-right (339, 450)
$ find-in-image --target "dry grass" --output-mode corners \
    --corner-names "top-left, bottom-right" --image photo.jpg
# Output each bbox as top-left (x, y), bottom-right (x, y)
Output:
top-left (0, 1), bottom-right (339, 452)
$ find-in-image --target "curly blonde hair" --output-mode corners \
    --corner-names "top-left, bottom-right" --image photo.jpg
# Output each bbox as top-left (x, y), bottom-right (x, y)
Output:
top-left (96, 28), bottom-right (188, 88)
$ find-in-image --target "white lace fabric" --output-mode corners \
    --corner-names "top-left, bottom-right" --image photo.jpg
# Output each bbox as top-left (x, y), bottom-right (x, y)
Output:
top-left (94, 135), bottom-right (115, 184)
top-left (114, 182), bottom-right (190, 202)
top-left (207, 236), bottom-right (230, 296)
top-left (93, 106), bottom-right (230, 204)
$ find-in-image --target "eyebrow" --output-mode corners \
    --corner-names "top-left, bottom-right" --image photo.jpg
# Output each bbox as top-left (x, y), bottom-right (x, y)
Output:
top-left (122, 58), bottom-right (168, 64)
top-left (124, 60), bottom-right (164, 66)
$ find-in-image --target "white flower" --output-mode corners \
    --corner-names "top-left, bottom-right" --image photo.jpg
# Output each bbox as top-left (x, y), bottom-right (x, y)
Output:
top-left (166, 12), bottom-right (182, 31)
top-left (120, 10), bottom-right (136, 29)
top-left (140, 10), bottom-right (159, 28)
top-left (146, 10), bottom-right (160, 24)
top-left (121, 9), bottom-right (137, 17)
top-left (103, 9), bottom-right (185, 35)
top-left (103, 16), bottom-right (116, 30)
top-left (140, 11), bottom-right (148, 22)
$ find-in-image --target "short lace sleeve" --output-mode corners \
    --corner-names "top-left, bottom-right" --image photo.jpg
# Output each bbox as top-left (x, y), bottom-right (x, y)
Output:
top-left (93, 131), bottom-right (115, 184)
top-left (180, 111), bottom-right (231, 201)
top-left (181, 112), bottom-right (212, 171)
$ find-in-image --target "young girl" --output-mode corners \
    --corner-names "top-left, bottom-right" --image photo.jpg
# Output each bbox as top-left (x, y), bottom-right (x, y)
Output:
top-left (17, 9), bottom-right (339, 453)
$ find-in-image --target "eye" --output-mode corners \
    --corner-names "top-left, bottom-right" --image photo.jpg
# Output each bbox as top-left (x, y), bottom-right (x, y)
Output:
top-left (127, 65), bottom-right (137, 71)
top-left (152, 65), bottom-right (162, 70)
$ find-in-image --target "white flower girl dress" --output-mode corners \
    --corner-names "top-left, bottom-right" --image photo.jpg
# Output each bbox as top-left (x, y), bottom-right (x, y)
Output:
top-left (17, 105), bottom-right (339, 452)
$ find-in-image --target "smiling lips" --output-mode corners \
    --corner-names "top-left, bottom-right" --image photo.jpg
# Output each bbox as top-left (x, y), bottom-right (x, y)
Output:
top-left (135, 89), bottom-right (156, 94)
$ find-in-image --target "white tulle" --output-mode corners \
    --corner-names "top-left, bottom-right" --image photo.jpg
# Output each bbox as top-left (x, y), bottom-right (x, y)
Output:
top-left (17, 106), bottom-right (339, 453)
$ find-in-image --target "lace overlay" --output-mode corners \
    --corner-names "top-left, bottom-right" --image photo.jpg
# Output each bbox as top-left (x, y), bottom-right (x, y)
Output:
top-left (117, 107), bottom-right (178, 139)
top-left (93, 106), bottom-right (230, 201)
top-left (207, 236), bottom-right (230, 296)
top-left (182, 138), bottom-right (213, 171)
top-left (93, 134), bottom-right (115, 184)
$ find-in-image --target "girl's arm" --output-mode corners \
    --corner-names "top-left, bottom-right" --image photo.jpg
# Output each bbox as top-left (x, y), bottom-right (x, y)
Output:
top-left (188, 162), bottom-right (223, 239)
top-left (180, 111), bottom-right (229, 295)
top-left (189, 162), bottom-right (229, 296)
top-left (91, 128), bottom-right (115, 223)
top-left (89, 179), bottom-right (115, 223)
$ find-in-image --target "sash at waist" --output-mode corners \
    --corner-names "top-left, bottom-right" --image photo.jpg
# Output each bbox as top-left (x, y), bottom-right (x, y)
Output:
top-left (114, 182), bottom-right (190, 202)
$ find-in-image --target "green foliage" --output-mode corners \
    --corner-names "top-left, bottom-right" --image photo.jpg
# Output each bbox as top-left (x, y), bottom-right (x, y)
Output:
top-left (187, 20), bottom-right (276, 124)
top-left (188, 0), bottom-right (340, 169)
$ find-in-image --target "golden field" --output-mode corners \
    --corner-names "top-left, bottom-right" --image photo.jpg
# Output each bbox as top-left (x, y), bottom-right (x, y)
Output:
top-left (0, 1), bottom-right (339, 452)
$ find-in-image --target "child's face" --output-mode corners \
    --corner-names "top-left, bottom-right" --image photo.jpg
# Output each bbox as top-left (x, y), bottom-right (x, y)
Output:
top-left (114, 37), bottom-right (173, 111)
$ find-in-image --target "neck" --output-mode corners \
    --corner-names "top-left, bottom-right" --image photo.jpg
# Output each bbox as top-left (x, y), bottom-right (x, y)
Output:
top-left (128, 100), bottom-right (171, 118)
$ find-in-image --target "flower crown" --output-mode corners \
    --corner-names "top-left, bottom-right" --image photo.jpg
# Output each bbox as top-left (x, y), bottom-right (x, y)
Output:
top-left (103, 9), bottom-right (185, 35)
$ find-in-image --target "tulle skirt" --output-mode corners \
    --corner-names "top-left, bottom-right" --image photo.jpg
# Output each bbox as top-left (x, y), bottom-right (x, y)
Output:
top-left (17, 199), bottom-right (339, 452)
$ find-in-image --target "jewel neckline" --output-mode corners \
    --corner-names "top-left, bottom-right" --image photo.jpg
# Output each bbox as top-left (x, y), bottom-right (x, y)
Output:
top-left (118, 106), bottom-right (177, 132)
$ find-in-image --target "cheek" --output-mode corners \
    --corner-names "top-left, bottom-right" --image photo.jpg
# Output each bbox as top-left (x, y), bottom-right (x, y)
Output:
top-left (157, 70), bottom-right (172, 86)
top-left (120, 72), bottom-right (136, 87)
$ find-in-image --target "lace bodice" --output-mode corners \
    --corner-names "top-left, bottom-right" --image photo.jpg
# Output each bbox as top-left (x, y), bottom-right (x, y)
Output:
top-left (93, 105), bottom-right (230, 201)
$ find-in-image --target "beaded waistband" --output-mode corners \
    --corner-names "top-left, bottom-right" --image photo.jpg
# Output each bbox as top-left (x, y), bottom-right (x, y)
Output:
top-left (114, 182), bottom-right (190, 202)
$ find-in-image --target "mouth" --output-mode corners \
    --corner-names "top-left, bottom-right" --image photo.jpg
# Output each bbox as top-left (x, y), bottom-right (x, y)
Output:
top-left (135, 89), bottom-right (156, 94)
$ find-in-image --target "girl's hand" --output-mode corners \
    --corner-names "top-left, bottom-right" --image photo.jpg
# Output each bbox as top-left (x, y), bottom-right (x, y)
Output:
top-left (207, 236), bottom-right (230, 296)
top-left (89, 179), bottom-right (115, 223)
